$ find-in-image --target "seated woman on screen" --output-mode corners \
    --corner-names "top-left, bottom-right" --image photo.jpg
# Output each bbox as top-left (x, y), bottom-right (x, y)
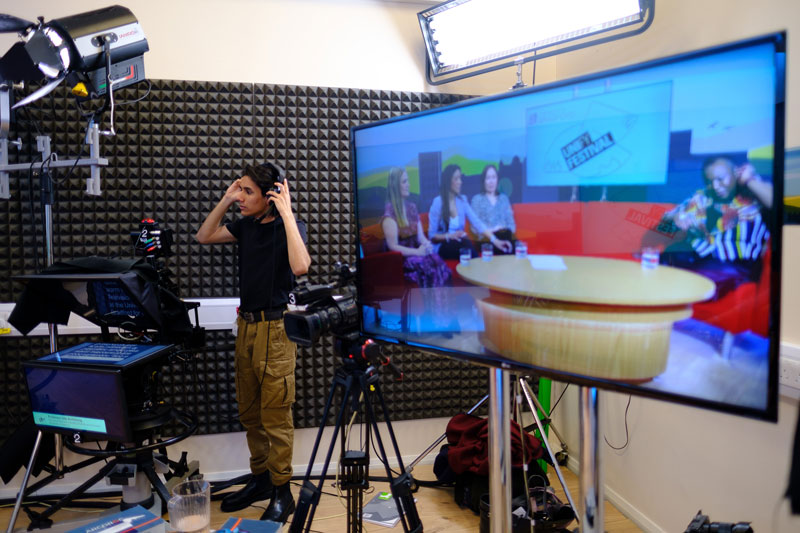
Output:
top-left (428, 164), bottom-right (513, 260)
top-left (382, 167), bottom-right (452, 288)
top-left (470, 164), bottom-right (516, 254)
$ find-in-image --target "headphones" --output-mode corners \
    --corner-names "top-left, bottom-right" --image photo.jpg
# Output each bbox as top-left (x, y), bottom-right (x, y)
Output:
top-left (252, 161), bottom-right (285, 223)
top-left (259, 161), bottom-right (286, 196)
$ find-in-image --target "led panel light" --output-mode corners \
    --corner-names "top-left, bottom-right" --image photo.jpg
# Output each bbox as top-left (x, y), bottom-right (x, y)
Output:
top-left (420, 0), bottom-right (645, 77)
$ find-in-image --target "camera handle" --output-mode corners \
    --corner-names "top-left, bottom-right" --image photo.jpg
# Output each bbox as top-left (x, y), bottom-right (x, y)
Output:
top-left (289, 335), bottom-right (421, 533)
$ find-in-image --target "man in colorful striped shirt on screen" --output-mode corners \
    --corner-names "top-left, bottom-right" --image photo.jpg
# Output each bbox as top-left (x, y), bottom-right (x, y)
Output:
top-left (659, 156), bottom-right (773, 287)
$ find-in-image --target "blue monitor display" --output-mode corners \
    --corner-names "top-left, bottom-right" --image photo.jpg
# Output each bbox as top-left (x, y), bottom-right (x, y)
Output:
top-left (351, 34), bottom-right (784, 420)
top-left (22, 343), bottom-right (173, 442)
top-left (24, 364), bottom-right (132, 442)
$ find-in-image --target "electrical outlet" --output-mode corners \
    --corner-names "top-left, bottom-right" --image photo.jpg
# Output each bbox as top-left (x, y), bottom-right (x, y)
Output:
top-left (781, 358), bottom-right (800, 384)
top-left (779, 346), bottom-right (800, 399)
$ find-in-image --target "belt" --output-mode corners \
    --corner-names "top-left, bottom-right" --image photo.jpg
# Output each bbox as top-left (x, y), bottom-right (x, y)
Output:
top-left (239, 308), bottom-right (285, 323)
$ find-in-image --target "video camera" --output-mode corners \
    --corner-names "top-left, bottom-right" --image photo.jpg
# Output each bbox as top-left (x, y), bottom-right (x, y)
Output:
top-left (130, 217), bottom-right (180, 297)
top-left (684, 510), bottom-right (753, 533)
top-left (284, 262), bottom-right (359, 347)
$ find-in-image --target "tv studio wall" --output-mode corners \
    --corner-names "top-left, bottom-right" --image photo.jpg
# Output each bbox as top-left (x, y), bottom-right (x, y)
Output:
top-left (0, 79), bottom-right (489, 444)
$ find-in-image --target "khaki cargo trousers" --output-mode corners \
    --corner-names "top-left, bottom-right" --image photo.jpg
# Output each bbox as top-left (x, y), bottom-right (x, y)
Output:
top-left (234, 315), bottom-right (296, 485)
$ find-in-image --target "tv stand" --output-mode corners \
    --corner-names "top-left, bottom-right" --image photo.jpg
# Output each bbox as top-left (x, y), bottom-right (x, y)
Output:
top-left (488, 367), bottom-right (513, 532)
top-left (486, 370), bottom-right (603, 532)
top-left (578, 386), bottom-right (604, 533)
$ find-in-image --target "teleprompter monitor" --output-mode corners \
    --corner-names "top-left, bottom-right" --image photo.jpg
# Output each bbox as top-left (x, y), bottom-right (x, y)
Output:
top-left (10, 257), bottom-right (198, 344)
top-left (351, 33), bottom-right (785, 421)
top-left (11, 271), bottom-right (163, 334)
top-left (24, 363), bottom-right (131, 443)
top-left (23, 342), bottom-right (174, 443)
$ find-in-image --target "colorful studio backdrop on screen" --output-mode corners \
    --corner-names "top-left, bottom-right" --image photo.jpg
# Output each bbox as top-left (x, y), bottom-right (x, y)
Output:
top-left (351, 33), bottom-right (785, 420)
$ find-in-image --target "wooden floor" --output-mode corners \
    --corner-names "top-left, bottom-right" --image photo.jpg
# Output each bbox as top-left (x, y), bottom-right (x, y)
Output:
top-left (3, 463), bottom-right (642, 532)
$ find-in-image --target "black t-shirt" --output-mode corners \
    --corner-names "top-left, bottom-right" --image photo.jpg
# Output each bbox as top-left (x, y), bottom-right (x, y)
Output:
top-left (226, 215), bottom-right (307, 312)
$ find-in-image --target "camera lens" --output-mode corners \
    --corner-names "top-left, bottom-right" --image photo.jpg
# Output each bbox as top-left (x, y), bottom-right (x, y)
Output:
top-left (284, 295), bottom-right (358, 347)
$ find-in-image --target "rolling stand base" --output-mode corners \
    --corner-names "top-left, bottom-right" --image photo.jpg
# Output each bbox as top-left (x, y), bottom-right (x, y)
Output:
top-left (7, 410), bottom-right (199, 533)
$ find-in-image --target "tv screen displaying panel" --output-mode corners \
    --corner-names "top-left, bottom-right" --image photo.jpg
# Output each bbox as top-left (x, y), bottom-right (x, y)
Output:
top-left (351, 33), bottom-right (785, 420)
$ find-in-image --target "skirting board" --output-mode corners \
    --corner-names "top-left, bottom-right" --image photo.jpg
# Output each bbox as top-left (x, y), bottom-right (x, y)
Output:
top-left (564, 454), bottom-right (664, 533)
top-left (0, 418), bottom-right (447, 501)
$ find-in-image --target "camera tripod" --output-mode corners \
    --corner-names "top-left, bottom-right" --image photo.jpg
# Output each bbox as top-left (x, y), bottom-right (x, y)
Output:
top-left (289, 333), bottom-right (422, 533)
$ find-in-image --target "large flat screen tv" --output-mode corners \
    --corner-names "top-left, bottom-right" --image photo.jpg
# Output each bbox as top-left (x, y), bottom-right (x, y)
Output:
top-left (351, 33), bottom-right (785, 421)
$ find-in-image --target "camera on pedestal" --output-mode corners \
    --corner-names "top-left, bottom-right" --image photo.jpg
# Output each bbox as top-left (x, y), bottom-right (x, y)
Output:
top-left (283, 263), bottom-right (421, 533)
top-left (8, 219), bottom-right (205, 529)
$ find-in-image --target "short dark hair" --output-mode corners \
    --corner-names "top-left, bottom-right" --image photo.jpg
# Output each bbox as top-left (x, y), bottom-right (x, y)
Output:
top-left (701, 156), bottom-right (734, 180)
top-left (244, 161), bottom-right (284, 196)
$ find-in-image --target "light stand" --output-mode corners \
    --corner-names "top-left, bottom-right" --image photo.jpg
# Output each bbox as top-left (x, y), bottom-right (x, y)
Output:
top-left (2, 9), bottom-right (152, 529)
top-left (1, 48), bottom-right (135, 528)
top-left (6, 432), bottom-right (44, 533)
top-left (3, 130), bottom-right (107, 533)
top-left (517, 377), bottom-right (579, 517)
top-left (289, 333), bottom-right (422, 533)
top-left (2, 119), bottom-right (112, 532)
top-left (403, 394), bottom-right (489, 474)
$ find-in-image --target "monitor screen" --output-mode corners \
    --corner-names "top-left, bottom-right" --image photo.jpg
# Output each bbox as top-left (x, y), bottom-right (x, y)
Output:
top-left (86, 272), bottom-right (162, 330)
top-left (22, 343), bottom-right (174, 442)
top-left (351, 34), bottom-right (784, 421)
top-left (24, 363), bottom-right (132, 442)
top-left (12, 271), bottom-right (164, 333)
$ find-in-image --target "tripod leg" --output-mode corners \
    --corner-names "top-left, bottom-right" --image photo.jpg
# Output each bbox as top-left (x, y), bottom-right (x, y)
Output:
top-left (290, 371), bottom-right (357, 533)
top-left (366, 377), bottom-right (407, 473)
top-left (28, 457), bottom-right (120, 526)
top-left (6, 430), bottom-right (43, 533)
top-left (361, 375), bottom-right (422, 533)
top-left (24, 455), bottom-right (107, 496)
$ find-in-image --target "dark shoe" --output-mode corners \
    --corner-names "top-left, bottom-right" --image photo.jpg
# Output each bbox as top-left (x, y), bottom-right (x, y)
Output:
top-left (220, 471), bottom-right (273, 512)
top-left (260, 482), bottom-right (295, 523)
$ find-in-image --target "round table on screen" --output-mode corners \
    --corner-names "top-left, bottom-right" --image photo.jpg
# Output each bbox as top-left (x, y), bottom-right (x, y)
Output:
top-left (456, 255), bottom-right (716, 382)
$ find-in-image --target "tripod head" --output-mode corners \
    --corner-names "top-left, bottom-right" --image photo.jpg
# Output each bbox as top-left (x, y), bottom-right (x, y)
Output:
top-left (335, 332), bottom-right (403, 382)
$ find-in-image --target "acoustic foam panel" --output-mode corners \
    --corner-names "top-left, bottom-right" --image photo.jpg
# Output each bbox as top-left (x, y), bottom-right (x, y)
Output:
top-left (0, 80), bottom-right (488, 444)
